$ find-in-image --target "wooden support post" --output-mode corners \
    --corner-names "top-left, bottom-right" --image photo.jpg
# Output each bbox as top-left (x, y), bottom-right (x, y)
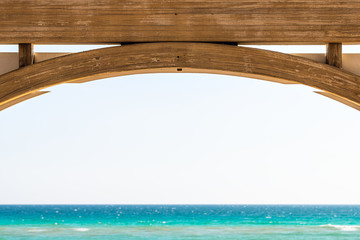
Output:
top-left (19, 43), bottom-right (34, 68)
top-left (326, 43), bottom-right (342, 68)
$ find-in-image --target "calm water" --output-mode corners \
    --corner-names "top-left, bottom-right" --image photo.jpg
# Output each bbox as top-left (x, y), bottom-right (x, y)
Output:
top-left (1, 205), bottom-right (360, 239)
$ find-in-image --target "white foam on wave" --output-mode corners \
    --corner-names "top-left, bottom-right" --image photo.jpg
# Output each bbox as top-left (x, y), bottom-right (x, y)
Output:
top-left (72, 228), bottom-right (90, 232)
top-left (321, 224), bottom-right (360, 231)
top-left (27, 228), bottom-right (48, 233)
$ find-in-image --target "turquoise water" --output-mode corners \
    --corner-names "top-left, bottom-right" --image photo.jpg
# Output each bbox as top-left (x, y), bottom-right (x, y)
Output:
top-left (1, 205), bottom-right (360, 239)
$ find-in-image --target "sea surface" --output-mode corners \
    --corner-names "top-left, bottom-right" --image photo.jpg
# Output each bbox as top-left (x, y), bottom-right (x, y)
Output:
top-left (1, 205), bottom-right (360, 239)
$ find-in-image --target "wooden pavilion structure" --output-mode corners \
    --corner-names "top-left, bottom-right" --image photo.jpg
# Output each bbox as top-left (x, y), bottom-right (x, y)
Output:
top-left (1, 0), bottom-right (360, 111)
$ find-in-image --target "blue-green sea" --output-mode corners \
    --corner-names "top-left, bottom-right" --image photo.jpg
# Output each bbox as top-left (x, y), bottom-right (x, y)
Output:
top-left (1, 205), bottom-right (360, 239)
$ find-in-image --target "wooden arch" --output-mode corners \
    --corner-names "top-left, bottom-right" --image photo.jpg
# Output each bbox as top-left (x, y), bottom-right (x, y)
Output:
top-left (1, 0), bottom-right (360, 111)
top-left (1, 42), bottom-right (360, 111)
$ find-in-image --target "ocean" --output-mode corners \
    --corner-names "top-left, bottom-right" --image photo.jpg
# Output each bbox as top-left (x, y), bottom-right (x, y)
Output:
top-left (0, 205), bottom-right (360, 239)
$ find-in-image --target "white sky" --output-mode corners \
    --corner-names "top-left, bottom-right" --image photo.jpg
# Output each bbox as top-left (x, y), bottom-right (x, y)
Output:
top-left (0, 45), bottom-right (359, 204)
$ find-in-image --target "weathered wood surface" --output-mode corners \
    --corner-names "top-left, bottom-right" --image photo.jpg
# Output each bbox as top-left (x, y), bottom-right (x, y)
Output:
top-left (326, 43), bottom-right (342, 68)
top-left (18, 43), bottom-right (34, 67)
top-left (2, 0), bottom-right (360, 43)
top-left (6, 53), bottom-right (360, 77)
top-left (0, 43), bottom-right (359, 110)
top-left (0, 91), bottom-right (48, 111)
top-left (0, 53), bottom-right (70, 75)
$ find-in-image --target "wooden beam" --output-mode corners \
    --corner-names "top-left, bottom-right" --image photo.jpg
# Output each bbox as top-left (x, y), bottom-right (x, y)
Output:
top-left (0, 43), bottom-right (359, 111)
top-left (0, 53), bottom-right (70, 75)
top-left (19, 43), bottom-right (34, 68)
top-left (2, 1), bottom-right (360, 44)
top-left (0, 91), bottom-right (49, 111)
top-left (6, 52), bottom-right (360, 77)
top-left (326, 43), bottom-right (342, 68)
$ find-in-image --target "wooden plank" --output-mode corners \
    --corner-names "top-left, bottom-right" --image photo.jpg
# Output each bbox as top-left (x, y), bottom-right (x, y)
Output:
top-left (0, 43), bottom-right (359, 110)
top-left (0, 53), bottom-right (70, 75)
top-left (67, 68), bottom-right (296, 84)
top-left (2, 52), bottom-right (360, 79)
top-left (292, 53), bottom-right (360, 76)
top-left (34, 53), bottom-right (70, 62)
top-left (326, 43), bottom-right (342, 68)
top-left (292, 54), bottom-right (326, 64)
top-left (0, 91), bottom-right (49, 111)
top-left (19, 43), bottom-right (34, 67)
top-left (2, 1), bottom-right (360, 43)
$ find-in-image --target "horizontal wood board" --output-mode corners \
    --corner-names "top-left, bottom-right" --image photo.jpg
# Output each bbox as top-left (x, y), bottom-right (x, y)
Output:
top-left (2, 0), bottom-right (360, 43)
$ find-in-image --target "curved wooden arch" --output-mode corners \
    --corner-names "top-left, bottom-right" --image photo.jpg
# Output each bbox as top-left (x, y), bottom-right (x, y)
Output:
top-left (1, 42), bottom-right (360, 110)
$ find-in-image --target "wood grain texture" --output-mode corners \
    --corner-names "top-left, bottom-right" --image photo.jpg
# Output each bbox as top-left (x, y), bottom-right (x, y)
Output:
top-left (0, 91), bottom-right (48, 111)
top-left (0, 43), bottom-right (359, 110)
top-left (19, 43), bottom-right (34, 67)
top-left (326, 43), bottom-right (342, 68)
top-left (0, 53), bottom-right (70, 75)
top-left (2, 0), bottom-right (360, 43)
